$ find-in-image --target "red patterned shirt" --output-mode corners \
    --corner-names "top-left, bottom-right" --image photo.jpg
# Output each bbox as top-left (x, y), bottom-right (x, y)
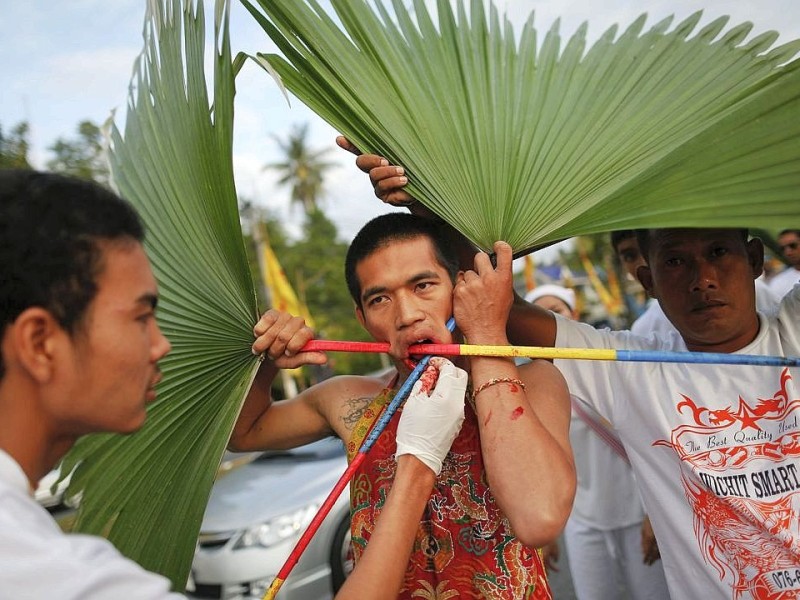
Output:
top-left (347, 384), bottom-right (552, 599)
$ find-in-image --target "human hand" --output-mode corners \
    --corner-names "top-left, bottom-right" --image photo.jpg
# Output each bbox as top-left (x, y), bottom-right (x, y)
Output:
top-left (251, 309), bottom-right (327, 370)
top-left (395, 357), bottom-right (467, 475)
top-left (641, 516), bottom-right (660, 565)
top-left (335, 136), bottom-right (415, 207)
top-left (540, 540), bottom-right (560, 572)
top-left (453, 241), bottom-right (514, 345)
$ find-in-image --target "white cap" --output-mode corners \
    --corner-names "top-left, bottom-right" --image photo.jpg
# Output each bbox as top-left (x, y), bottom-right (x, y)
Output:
top-left (525, 284), bottom-right (576, 311)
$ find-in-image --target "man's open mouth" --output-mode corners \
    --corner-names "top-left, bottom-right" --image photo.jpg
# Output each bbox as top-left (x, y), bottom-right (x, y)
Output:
top-left (408, 338), bottom-right (434, 360)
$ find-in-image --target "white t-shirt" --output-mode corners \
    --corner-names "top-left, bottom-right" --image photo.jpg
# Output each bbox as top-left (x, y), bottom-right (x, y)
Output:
top-left (554, 287), bottom-right (800, 600)
top-left (0, 450), bottom-right (184, 600)
top-left (769, 268), bottom-right (800, 300)
top-left (568, 405), bottom-right (646, 530)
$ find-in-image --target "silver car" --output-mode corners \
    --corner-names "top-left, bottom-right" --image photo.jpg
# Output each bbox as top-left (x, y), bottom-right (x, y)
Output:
top-left (188, 437), bottom-right (353, 600)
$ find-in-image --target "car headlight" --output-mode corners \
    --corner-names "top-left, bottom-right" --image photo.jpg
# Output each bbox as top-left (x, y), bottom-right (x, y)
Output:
top-left (233, 504), bottom-right (319, 550)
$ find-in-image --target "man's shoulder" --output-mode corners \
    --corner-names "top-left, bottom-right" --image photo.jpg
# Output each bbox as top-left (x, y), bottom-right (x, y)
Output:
top-left (768, 267), bottom-right (800, 296)
top-left (313, 372), bottom-right (395, 437)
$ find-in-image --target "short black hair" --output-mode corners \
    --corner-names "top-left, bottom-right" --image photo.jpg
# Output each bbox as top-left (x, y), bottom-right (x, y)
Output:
top-left (779, 229), bottom-right (800, 238)
top-left (610, 230), bottom-right (637, 253)
top-left (345, 213), bottom-right (459, 308)
top-left (0, 170), bottom-right (144, 377)
top-left (635, 228), bottom-right (749, 263)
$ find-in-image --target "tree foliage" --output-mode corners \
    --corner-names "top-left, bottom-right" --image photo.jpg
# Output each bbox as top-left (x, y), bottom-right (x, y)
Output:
top-left (0, 121), bottom-right (31, 169)
top-left (264, 122), bottom-right (337, 216)
top-left (46, 120), bottom-right (110, 187)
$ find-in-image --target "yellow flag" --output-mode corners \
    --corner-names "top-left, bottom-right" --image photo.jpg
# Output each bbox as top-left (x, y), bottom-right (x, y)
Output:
top-left (579, 250), bottom-right (623, 317)
top-left (261, 242), bottom-right (315, 329)
top-left (524, 254), bottom-right (536, 292)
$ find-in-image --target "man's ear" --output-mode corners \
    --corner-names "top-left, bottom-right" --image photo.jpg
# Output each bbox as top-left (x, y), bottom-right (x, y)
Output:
top-left (637, 265), bottom-right (656, 298)
top-left (7, 308), bottom-right (62, 382)
top-left (746, 237), bottom-right (765, 279)
top-left (354, 304), bottom-right (366, 329)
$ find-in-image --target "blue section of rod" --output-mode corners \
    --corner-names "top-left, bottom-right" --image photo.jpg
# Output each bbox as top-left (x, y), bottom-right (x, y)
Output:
top-left (360, 317), bottom-right (457, 453)
top-left (617, 350), bottom-right (800, 367)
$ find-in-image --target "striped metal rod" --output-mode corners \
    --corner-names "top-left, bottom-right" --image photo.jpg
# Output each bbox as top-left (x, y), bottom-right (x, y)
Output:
top-left (302, 340), bottom-right (800, 368)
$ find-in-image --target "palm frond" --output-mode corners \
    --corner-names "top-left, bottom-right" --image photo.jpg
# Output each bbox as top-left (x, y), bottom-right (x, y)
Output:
top-left (243, 0), bottom-right (800, 254)
top-left (60, 0), bottom-right (259, 589)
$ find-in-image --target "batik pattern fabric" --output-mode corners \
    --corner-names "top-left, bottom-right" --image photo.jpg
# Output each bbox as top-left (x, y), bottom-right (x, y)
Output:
top-left (347, 385), bottom-right (551, 600)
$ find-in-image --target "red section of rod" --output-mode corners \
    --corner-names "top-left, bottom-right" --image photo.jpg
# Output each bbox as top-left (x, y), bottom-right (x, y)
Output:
top-left (302, 340), bottom-right (390, 353)
top-left (273, 451), bottom-right (366, 583)
top-left (407, 343), bottom-right (460, 356)
top-left (301, 340), bottom-right (461, 356)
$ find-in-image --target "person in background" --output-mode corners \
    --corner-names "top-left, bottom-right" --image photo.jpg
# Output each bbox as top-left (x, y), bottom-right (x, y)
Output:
top-left (767, 229), bottom-right (800, 298)
top-left (526, 285), bottom-right (670, 600)
top-left (0, 170), bottom-right (180, 598)
top-left (610, 230), bottom-right (780, 337)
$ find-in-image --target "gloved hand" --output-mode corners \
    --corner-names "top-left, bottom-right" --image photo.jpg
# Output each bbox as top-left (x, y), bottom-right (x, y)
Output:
top-left (395, 357), bottom-right (468, 475)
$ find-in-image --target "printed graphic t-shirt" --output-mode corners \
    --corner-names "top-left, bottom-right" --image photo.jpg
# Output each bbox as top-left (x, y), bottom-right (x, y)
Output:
top-left (555, 287), bottom-right (800, 600)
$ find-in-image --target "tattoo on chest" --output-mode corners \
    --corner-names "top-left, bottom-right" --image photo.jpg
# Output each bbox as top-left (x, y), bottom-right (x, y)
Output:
top-left (341, 396), bottom-right (374, 432)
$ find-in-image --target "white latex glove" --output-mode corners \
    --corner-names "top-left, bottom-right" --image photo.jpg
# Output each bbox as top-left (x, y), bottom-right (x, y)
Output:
top-left (395, 357), bottom-right (468, 475)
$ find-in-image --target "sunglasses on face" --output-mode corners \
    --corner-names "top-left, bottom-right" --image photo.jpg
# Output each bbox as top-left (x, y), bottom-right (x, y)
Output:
top-left (780, 242), bottom-right (800, 253)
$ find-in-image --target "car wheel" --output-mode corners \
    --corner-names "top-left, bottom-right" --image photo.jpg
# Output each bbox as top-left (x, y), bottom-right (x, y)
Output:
top-left (329, 513), bottom-right (353, 592)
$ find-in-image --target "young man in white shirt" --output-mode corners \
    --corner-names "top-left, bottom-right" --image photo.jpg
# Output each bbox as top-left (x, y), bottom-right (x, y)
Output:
top-left (526, 285), bottom-right (669, 600)
top-left (0, 170), bottom-right (178, 599)
top-left (514, 229), bottom-right (799, 600)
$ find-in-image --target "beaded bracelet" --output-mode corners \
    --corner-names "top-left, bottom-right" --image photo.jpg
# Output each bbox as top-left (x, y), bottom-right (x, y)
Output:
top-left (471, 377), bottom-right (526, 403)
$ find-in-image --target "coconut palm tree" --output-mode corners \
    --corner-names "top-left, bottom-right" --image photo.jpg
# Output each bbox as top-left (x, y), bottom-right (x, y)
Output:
top-left (265, 122), bottom-right (336, 215)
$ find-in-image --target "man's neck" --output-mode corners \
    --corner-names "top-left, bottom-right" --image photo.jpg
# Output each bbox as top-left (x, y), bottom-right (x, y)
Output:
top-left (0, 397), bottom-right (74, 488)
top-left (682, 314), bottom-right (762, 355)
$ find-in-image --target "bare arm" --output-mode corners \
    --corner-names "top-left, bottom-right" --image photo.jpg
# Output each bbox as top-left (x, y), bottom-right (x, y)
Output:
top-left (229, 310), bottom-right (343, 451)
top-left (334, 456), bottom-right (434, 599)
top-left (455, 242), bottom-right (575, 548)
top-left (508, 291), bottom-right (558, 347)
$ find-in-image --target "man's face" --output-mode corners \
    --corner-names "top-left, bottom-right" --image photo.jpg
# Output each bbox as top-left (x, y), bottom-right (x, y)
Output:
top-left (615, 237), bottom-right (647, 281)
top-left (778, 231), bottom-right (800, 268)
top-left (638, 229), bottom-right (763, 353)
top-left (354, 236), bottom-right (455, 360)
top-left (51, 241), bottom-right (171, 435)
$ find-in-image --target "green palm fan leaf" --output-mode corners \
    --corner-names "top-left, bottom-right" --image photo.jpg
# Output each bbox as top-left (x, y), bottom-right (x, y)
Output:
top-left (59, 0), bottom-right (259, 589)
top-left (243, 0), bottom-right (800, 254)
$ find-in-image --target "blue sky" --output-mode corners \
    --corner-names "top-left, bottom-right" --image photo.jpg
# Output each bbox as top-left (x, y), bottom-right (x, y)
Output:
top-left (2, 0), bottom-right (799, 247)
